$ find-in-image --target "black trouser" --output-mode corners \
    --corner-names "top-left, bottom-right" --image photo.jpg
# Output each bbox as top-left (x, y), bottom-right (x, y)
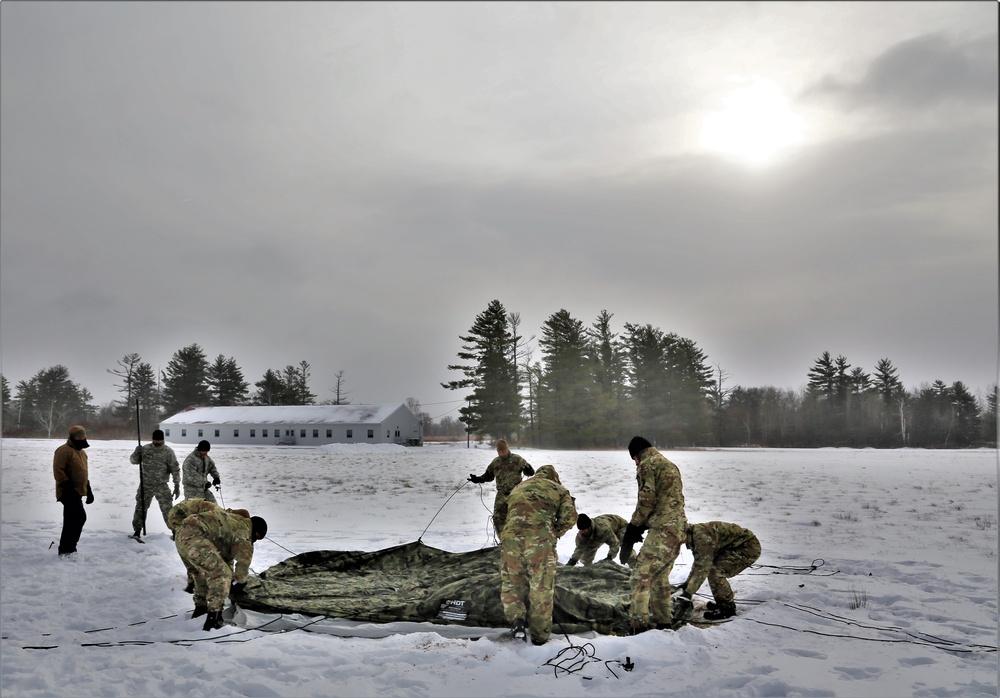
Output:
top-left (58, 494), bottom-right (87, 555)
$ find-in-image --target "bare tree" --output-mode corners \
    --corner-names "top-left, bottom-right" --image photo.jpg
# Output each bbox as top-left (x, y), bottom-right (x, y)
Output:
top-left (328, 370), bottom-right (351, 405)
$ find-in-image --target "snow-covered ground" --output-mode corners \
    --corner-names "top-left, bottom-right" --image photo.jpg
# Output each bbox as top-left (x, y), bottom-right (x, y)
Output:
top-left (1, 438), bottom-right (997, 697)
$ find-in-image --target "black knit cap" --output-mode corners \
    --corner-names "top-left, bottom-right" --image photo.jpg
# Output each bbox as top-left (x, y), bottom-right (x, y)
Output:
top-left (197, 440), bottom-right (211, 452)
top-left (577, 514), bottom-right (592, 530)
top-left (152, 429), bottom-right (165, 441)
top-left (251, 516), bottom-right (268, 540)
top-left (628, 436), bottom-right (653, 459)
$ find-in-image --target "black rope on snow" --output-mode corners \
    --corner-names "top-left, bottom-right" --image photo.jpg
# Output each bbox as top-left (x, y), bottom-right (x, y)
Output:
top-left (747, 559), bottom-right (839, 576)
top-left (417, 480), bottom-right (473, 542)
top-left (539, 627), bottom-right (633, 680)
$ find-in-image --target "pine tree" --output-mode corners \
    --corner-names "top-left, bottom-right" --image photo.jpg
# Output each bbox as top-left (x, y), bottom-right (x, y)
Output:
top-left (537, 309), bottom-right (599, 447)
top-left (161, 344), bottom-right (211, 416)
top-left (253, 369), bottom-right (286, 405)
top-left (442, 299), bottom-right (522, 440)
top-left (14, 365), bottom-right (94, 437)
top-left (207, 355), bottom-right (249, 406)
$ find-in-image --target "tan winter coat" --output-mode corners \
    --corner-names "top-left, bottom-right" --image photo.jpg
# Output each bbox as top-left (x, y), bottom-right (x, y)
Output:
top-left (53, 440), bottom-right (89, 501)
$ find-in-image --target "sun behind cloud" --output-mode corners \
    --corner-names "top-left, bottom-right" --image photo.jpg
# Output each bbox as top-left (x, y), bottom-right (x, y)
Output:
top-left (700, 77), bottom-right (806, 164)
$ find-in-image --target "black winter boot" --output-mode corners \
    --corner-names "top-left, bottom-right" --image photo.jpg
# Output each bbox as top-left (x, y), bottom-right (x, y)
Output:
top-left (704, 601), bottom-right (736, 620)
top-left (510, 618), bottom-right (527, 642)
top-left (202, 610), bottom-right (224, 631)
top-left (192, 604), bottom-right (208, 618)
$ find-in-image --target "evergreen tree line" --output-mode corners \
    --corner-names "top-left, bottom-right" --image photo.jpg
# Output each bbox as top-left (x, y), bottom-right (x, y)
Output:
top-left (442, 300), bottom-right (998, 449)
top-left (1, 344), bottom-right (339, 439)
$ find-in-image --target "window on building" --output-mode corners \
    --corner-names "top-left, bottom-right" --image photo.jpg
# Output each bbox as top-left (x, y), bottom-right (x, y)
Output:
top-left (181, 429), bottom-right (187, 437)
top-left (262, 429), bottom-right (268, 438)
top-left (386, 430), bottom-right (390, 439)
top-left (165, 429), bottom-right (170, 437)
top-left (300, 429), bottom-right (306, 438)
top-left (313, 429), bottom-right (319, 438)
top-left (250, 429), bottom-right (256, 438)
top-left (367, 429), bottom-right (374, 439)
top-left (395, 429), bottom-right (400, 437)
top-left (198, 429), bottom-right (204, 437)
top-left (326, 429), bottom-right (332, 438)
top-left (234, 429), bottom-right (239, 437)
top-left (347, 429), bottom-right (353, 439)
top-left (215, 429), bottom-right (220, 437)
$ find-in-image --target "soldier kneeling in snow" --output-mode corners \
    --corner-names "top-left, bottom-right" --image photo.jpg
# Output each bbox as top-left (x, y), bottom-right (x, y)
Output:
top-left (675, 521), bottom-right (761, 621)
top-left (174, 505), bottom-right (267, 630)
top-left (565, 513), bottom-right (628, 567)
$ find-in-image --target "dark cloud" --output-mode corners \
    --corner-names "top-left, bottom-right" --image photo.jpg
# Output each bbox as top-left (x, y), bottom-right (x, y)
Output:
top-left (804, 32), bottom-right (999, 110)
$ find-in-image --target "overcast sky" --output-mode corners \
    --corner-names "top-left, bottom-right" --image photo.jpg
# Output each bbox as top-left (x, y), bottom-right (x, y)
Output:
top-left (1, 2), bottom-right (997, 419)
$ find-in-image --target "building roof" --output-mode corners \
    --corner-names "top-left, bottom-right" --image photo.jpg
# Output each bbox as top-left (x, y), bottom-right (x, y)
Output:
top-left (161, 404), bottom-right (410, 426)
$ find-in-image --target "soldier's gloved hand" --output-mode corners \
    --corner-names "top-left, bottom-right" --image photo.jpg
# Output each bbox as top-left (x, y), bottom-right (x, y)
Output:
top-left (230, 582), bottom-right (247, 596)
top-left (622, 523), bottom-right (645, 548)
top-left (565, 558), bottom-right (578, 567)
top-left (85, 485), bottom-right (95, 505)
top-left (173, 484), bottom-right (180, 499)
top-left (522, 464), bottom-right (534, 476)
top-left (468, 474), bottom-right (481, 484)
top-left (204, 482), bottom-right (212, 491)
top-left (619, 543), bottom-right (634, 565)
top-left (212, 476), bottom-right (221, 486)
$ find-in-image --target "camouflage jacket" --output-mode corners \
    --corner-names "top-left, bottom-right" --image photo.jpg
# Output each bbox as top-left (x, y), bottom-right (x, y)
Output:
top-left (130, 443), bottom-right (181, 488)
top-left (501, 465), bottom-right (577, 542)
top-left (182, 450), bottom-right (221, 492)
top-left (179, 508), bottom-right (255, 584)
top-left (477, 452), bottom-right (533, 497)
top-left (630, 447), bottom-right (686, 533)
top-left (684, 521), bottom-right (759, 594)
top-left (572, 514), bottom-right (628, 563)
top-left (52, 440), bottom-right (89, 501)
top-left (167, 498), bottom-right (220, 532)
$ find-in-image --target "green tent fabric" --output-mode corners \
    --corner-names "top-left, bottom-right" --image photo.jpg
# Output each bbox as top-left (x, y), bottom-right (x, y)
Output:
top-left (237, 540), bottom-right (635, 636)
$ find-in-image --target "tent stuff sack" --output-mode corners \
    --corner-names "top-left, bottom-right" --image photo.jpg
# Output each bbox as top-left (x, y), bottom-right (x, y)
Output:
top-left (235, 540), bottom-right (635, 636)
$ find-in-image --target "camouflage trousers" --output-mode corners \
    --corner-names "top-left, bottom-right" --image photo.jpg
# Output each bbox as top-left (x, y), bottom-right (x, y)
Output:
top-left (702, 536), bottom-right (762, 606)
top-left (175, 525), bottom-right (233, 612)
top-left (630, 526), bottom-right (684, 630)
top-left (499, 532), bottom-right (558, 644)
top-left (492, 493), bottom-right (510, 534)
top-left (131, 483), bottom-right (174, 533)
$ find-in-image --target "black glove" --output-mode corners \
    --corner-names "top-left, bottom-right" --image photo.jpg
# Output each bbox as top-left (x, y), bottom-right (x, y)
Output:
top-left (565, 558), bottom-right (578, 567)
top-left (212, 476), bottom-right (221, 486)
top-left (619, 543), bottom-right (634, 565)
top-left (468, 474), bottom-right (482, 484)
top-left (522, 464), bottom-right (534, 476)
top-left (85, 484), bottom-right (95, 505)
top-left (622, 523), bottom-right (645, 547)
top-left (204, 482), bottom-right (212, 491)
top-left (230, 582), bottom-right (247, 596)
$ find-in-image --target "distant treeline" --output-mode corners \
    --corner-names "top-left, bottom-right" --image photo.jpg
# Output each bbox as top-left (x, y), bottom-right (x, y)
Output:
top-left (2, 305), bottom-right (997, 448)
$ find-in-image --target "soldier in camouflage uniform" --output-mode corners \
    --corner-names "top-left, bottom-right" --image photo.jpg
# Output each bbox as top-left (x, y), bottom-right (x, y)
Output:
top-left (566, 513), bottom-right (628, 567)
top-left (130, 429), bottom-right (181, 538)
top-left (619, 436), bottom-right (687, 632)
top-left (676, 521), bottom-right (761, 620)
top-left (469, 439), bottom-right (535, 534)
top-left (174, 506), bottom-right (267, 631)
top-left (168, 498), bottom-right (223, 592)
top-left (182, 440), bottom-right (221, 503)
top-left (499, 464), bottom-right (577, 645)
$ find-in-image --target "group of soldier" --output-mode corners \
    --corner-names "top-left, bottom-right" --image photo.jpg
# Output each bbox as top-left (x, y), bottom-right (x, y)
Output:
top-left (53, 425), bottom-right (758, 641)
top-left (52, 425), bottom-right (267, 632)
top-left (469, 436), bottom-right (761, 645)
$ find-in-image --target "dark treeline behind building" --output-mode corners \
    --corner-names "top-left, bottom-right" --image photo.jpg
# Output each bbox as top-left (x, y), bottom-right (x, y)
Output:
top-left (3, 305), bottom-right (997, 447)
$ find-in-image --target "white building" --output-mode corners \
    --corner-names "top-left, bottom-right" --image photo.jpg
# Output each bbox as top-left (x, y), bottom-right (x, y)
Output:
top-left (160, 404), bottom-right (423, 447)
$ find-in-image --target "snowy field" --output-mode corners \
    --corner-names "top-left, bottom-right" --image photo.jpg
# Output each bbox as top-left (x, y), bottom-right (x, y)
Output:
top-left (1, 438), bottom-right (997, 698)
